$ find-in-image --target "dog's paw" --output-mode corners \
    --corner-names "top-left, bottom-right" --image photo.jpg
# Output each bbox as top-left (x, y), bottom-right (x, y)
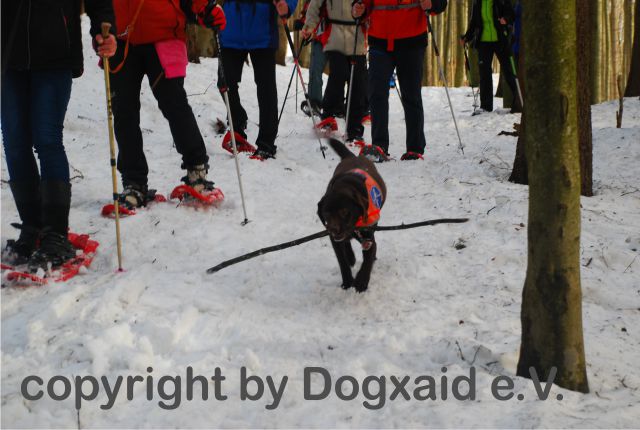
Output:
top-left (341, 277), bottom-right (353, 290)
top-left (353, 272), bottom-right (370, 293)
top-left (353, 283), bottom-right (368, 293)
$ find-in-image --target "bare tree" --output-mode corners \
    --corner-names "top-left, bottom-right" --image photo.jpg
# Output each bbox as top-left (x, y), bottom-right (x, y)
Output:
top-left (516, 0), bottom-right (589, 393)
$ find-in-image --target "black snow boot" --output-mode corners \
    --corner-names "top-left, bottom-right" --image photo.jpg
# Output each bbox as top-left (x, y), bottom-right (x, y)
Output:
top-left (28, 181), bottom-right (76, 272)
top-left (3, 181), bottom-right (41, 265)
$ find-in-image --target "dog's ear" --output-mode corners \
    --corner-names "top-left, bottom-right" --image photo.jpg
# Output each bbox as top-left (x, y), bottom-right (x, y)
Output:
top-left (343, 178), bottom-right (369, 223)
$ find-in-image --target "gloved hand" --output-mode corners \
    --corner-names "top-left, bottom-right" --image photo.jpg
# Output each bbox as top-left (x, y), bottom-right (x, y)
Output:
top-left (197, 2), bottom-right (226, 31)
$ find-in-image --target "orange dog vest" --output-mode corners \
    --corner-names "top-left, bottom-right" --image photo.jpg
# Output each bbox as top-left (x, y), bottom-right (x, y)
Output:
top-left (350, 168), bottom-right (383, 228)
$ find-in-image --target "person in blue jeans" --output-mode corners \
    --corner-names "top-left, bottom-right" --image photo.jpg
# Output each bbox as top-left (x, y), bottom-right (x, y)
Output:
top-left (1, 0), bottom-right (116, 271)
top-left (218, 0), bottom-right (298, 160)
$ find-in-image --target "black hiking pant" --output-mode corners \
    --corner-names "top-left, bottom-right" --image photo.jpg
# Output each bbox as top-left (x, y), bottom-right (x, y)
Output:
top-left (369, 46), bottom-right (426, 155)
top-left (477, 41), bottom-right (519, 112)
top-left (322, 51), bottom-right (366, 140)
top-left (110, 42), bottom-right (208, 188)
top-left (218, 48), bottom-right (278, 155)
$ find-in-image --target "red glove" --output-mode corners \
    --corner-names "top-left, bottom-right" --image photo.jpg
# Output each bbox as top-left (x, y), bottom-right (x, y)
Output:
top-left (197, 2), bottom-right (226, 31)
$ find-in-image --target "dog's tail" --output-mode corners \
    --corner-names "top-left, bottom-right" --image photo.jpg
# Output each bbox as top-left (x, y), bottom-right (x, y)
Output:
top-left (327, 138), bottom-right (356, 159)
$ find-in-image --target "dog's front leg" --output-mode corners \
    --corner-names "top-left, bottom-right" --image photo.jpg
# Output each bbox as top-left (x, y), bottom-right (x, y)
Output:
top-left (330, 238), bottom-right (353, 289)
top-left (354, 231), bottom-right (376, 293)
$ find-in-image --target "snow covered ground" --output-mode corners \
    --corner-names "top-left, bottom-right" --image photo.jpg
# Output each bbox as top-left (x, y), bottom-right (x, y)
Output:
top-left (2, 21), bottom-right (639, 428)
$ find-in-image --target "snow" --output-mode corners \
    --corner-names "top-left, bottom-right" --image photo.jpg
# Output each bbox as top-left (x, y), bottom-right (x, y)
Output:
top-left (2, 19), bottom-right (639, 427)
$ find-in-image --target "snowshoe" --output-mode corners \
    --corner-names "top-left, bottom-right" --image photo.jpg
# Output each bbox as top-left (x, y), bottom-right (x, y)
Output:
top-left (221, 131), bottom-right (256, 154)
top-left (346, 135), bottom-right (366, 149)
top-left (2, 224), bottom-right (40, 266)
top-left (315, 117), bottom-right (338, 135)
top-left (170, 164), bottom-right (224, 207)
top-left (359, 144), bottom-right (390, 163)
top-left (101, 187), bottom-right (166, 218)
top-left (2, 232), bottom-right (99, 286)
top-left (471, 108), bottom-right (490, 116)
top-left (400, 151), bottom-right (424, 161)
top-left (249, 148), bottom-right (276, 161)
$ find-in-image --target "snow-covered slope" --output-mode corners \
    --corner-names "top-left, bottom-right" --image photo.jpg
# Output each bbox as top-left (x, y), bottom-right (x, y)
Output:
top-left (2, 19), bottom-right (639, 427)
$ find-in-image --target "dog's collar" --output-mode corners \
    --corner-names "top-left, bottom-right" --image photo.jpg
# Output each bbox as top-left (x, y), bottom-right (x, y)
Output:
top-left (348, 168), bottom-right (383, 228)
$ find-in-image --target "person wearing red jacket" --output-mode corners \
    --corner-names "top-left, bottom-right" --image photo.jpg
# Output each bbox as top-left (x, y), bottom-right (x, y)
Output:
top-left (110, 0), bottom-right (226, 208)
top-left (353, 0), bottom-right (447, 161)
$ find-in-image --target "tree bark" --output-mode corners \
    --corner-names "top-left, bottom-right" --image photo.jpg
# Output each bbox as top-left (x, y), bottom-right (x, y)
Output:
top-left (625, 0), bottom-right (640, 96)
top-left (577, 0), bottom-right (593, 196)
top-left (509, 0), bottom-right (527, 185)
top-left (516, 0), bottom-right (589, 393)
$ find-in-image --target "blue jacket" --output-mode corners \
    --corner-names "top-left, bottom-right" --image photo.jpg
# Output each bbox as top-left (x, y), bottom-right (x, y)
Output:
top-left (221, 0), bottom-right (298, 50)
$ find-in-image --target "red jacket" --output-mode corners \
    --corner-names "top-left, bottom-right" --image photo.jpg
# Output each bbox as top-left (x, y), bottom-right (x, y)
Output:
top-left (362, 0), bottom-right (447, 51)
top-left (114, 0), bottom-right (208, 45)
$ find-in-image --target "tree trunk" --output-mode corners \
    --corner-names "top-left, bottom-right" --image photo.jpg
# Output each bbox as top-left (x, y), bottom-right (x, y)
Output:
top-left (516, 0), bottom-right (589, 393)
top-left (509, 0), bottom-right (527, 185)
top-left (577, 0), bottom-right (593, 196)
top-left (625, 0), bottom-right (640, 96)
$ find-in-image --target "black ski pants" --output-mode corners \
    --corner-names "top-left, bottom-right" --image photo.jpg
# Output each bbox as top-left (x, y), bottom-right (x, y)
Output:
top-left (369, 46), bottom-right (426, 155)
top-left (110, 42), bottom-right (208, 189)
top-left (322, 51), bottom-right (366, 140)
top-left (476, 41), bottom-right (519, 112)
top-left (218, 48), bottom-right (278, 155)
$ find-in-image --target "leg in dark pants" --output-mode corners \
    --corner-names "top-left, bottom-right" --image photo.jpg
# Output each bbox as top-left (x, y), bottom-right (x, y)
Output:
top-left (111, 44), bottom-right (148, 188)
top-left (494, 41), bottom-right (519, 106)
top-left (396, 47), bottom-right (426, 154)
top-left (323, 51), bottom-right (349, 119)
top-left (218, 48), bottom-right (249, 135)
top-left (476, 42), bottom-right (496, 111)
top-left (143, 45), bottom-right (208, 170)
top-left (368, 48), bottom-right (396, 154)
top-left (346, 55), bottom-right (367, 140)
top-left (249, 48), bottom-right (278, 154)
top-left (308, 40), bottom-right (326, 106)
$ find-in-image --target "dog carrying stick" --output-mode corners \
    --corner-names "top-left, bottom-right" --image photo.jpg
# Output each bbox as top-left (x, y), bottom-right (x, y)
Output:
top-left (206, 217), bottom-right (469, 273)
top-left (101, 23), bottom-right (124, 271)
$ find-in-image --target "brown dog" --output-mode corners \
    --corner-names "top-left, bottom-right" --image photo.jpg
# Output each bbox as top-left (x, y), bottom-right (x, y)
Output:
top-left (318, 139), bottom-right (387, 292)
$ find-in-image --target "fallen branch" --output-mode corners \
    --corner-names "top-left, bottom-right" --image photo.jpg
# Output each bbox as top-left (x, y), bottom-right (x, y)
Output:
top-left (206, 218), bottom-right (469, 274)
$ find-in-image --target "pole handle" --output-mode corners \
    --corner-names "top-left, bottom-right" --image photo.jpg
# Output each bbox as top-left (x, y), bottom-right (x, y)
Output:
top-left (101, 22), bottom-right (111, 40)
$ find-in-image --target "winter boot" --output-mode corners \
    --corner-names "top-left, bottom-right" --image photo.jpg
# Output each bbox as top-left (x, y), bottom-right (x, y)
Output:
top-left (118, 182), bottom-right (151, 209)
top-left (28, 181), bottom-right (76, 271)
top-left (249, 148), bottom-right (276, 161)
top-left (182, 164), bottom-right (216, 193)
top-left (3, 181), bottom-right (41, 264)
top-left (222, 131), bottom-right (256, 154)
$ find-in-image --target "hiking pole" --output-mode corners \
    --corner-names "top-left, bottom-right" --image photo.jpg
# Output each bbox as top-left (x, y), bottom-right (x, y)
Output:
top-left (426, 14), bottom-right (464, 155)
top-left (281, 18), bottom-right (326, 158)
top-left (206, 217), bottom-right (469, 273)
top-left (343, 18), bottom-right (361, 141)
top-left (277, 38), bottom-right (310, 127)
top-left (215, 31), bottom-right (250, 225)
top-left (462, 42), bottom-right (479, 114)
top-left (100, 23), bottom-right (124, 271)
top-left (278, 66), bottom-right (297, 126)
top-left (500, 25), bottom-right (524, 110)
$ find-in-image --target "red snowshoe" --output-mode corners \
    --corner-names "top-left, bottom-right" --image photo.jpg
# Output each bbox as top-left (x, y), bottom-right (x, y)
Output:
top-left (1, 232), bottom-right (99, 286)
top-left (221, 131), bottom-right (256, 154)
top-left (169, 185), bottom-right (224, 207)
top-left (101, 189), bottom-right (166, 218)
top-left (315, 117), bottom-right (338, 135)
